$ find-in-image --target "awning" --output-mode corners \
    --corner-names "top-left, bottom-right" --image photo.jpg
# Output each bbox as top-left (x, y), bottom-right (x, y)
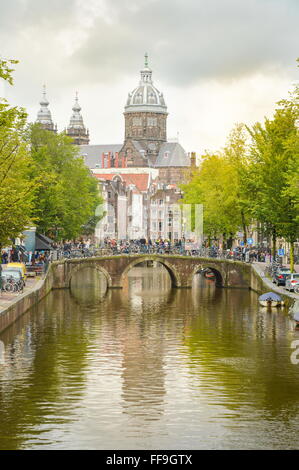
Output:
top-left (35, 233), bottom-right (54, 251)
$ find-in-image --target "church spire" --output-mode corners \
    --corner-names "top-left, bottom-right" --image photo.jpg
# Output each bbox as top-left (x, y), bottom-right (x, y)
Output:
top-left (140, 52), bottom-right (152, 84)
top-left (36, 85), bottom-right (56, 132)
top-left (66, 92), bottom-right (89, 145)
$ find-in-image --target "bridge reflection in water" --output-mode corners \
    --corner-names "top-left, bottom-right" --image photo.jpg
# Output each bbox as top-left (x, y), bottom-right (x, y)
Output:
top-left (0, 265), bottom-right (298, 450)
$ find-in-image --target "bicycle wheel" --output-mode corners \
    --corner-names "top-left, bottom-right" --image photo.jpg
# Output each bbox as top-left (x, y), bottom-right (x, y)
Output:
top-left (4, 282), bottom-right (14, 292)
top-left (294, 285), bottom-right (299, 294)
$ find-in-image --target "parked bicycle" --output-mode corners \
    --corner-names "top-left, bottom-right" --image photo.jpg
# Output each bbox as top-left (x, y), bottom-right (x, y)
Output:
top-left (1, 274), bottom-right (24, 293)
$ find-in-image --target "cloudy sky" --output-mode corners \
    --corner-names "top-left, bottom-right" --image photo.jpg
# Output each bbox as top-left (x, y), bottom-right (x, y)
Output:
top-left (0, 0), bottom-right (298, 153)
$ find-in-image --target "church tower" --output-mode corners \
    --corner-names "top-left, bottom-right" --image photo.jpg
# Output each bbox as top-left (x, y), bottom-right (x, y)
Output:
top-left (119, 54), bottom-right (168, 167)
top-left (36, 85), bottom-right (57, 132)
top-left (66, 92), bottom-right (90, 145)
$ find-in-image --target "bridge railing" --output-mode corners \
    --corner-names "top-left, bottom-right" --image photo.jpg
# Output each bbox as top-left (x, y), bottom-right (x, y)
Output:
top-left (53, 246), bottom-right (255, 263)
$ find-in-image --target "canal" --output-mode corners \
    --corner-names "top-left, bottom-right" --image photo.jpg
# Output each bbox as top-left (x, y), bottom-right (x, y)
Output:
top-left (0, 265), bottom-right (299, 450)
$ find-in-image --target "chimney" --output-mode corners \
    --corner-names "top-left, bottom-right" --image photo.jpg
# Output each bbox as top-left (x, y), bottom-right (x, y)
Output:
top-left (115, 152), bottom-right (119, 168)
top-left (102, 152), bottom-right (105, 168)
top-left (107, 152), bottom-right (111, 168)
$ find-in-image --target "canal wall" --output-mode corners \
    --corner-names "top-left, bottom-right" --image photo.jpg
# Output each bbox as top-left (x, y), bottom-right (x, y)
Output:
top-left (251, 263), bottom-right (298, 308)
top-left (0, 259), bottom-right (298, 334)
top-left (0, 261), bottom-right (64, 333)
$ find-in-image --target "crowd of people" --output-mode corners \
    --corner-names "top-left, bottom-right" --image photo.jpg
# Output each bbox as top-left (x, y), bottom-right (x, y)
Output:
top-left (102, 238), bottom-right (275, 261)
top-left (0, 239), bottom-right (288, 267)
top-left (1, 247), bottom-right (52, 266)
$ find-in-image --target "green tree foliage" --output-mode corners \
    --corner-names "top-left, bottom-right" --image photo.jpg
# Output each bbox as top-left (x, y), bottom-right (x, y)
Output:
top-left (29, 125), bottom-right (102, 240)
top-left (0, 59), bottom-right (36, 247)
top-left (181, 124), bottom-right (252, 247)
top-left (182, 59), bottom-right (299, 264)
top-left (246, 89), bottom-right (299, 269)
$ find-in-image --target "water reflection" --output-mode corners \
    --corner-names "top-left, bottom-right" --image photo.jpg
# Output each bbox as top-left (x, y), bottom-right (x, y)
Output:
top-left (0, 266), bottom-right (299, 449)
top-left (70, 266), bottom-right (107, 305)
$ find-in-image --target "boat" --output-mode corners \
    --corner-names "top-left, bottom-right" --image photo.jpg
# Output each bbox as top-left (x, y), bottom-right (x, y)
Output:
top-left (204, 270), bottom-right (215, 279)
top-left (258, 292), bottom-right (284, 307)
top-left (289, 301), bottom-right (299, 326)
top-left (293, 312), bottom-right (299, 327)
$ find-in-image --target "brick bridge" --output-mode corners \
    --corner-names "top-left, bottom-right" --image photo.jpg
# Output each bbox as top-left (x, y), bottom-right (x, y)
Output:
top-left (52, 255), bottom-right (252, 289)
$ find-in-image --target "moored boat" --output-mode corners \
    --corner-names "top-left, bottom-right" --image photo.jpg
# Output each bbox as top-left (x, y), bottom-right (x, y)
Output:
top-left (204, 270), bottom-right (215, 279)
top-left (259, 292), bottom-right (284, 307)
top-left (289, 301), bottom-right (299, 326)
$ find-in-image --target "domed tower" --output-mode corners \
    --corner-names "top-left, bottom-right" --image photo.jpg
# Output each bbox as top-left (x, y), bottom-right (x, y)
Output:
top-left (119, 54), bottom-right (168, 167)
top-left (36, 85), bottom-right (57, 132)
top-left (66, 92), bottom-right (90, 145)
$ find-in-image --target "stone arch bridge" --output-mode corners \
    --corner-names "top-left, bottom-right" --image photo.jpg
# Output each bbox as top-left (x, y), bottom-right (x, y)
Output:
top-left (52, 255), bottom-right (252, 290)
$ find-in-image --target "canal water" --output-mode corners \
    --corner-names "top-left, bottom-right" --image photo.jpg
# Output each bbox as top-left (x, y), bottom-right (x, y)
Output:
top-left (0, 265), bottom-right (299, 450)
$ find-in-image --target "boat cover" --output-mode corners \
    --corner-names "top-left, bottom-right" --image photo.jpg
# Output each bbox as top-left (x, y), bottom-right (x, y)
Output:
top-left (259, 292), bottom-right (282, 302)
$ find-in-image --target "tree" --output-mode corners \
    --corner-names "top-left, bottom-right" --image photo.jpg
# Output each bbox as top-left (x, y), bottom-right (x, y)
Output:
top-left (0, 59), bottom-right (36, 248)
top-left (246, 90), bottom-right (299, 269)
top-left (181, 151), bottom-right (243, 247)
top-left (29, 125), bottom-right (102, 240)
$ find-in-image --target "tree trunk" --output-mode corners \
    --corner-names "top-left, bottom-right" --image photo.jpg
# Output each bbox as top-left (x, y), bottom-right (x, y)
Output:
top-left (241, 210), bottom-right (247, 246)
top-left (272, 229), bottom-right (276, 261)
top-left (290, 241), bottom-right (295, 273)
top-left (222, 233), bottom-right (227, 251)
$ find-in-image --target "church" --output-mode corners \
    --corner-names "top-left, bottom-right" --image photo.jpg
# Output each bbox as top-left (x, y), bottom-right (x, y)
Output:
top-left (35, 55), bottom-right (196, 241)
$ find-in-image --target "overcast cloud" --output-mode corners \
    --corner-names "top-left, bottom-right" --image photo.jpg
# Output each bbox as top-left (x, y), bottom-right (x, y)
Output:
top-left (0, 0), bottom-right (298, 152)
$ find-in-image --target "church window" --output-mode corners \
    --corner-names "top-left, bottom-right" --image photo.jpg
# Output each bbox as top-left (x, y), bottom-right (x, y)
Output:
top-left (133, 117), bottom-right (141, 126)
top-left (147, 117), bottom-right (157, 126)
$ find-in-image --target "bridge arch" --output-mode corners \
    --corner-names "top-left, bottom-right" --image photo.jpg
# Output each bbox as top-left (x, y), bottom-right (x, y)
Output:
top-left (120, 256), bottom-right (181, 288)
top-left (67, 262), bottom-right (113, 289)
top-left (191, 264), bottom-right (224, 287)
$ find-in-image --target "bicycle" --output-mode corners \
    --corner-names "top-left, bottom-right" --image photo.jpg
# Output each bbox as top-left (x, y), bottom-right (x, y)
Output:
top-left (1, 276), bottom-right (24, 293)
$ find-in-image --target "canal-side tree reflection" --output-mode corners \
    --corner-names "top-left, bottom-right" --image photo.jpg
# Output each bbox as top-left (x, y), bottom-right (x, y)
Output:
top-left (183, 289), bottom-right (299, 429)
top-left (0, 291), bottom-right (98, 450)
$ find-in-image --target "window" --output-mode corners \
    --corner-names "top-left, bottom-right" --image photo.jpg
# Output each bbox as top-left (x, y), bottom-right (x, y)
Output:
top-left (133, 117), bottom-right (141, 126)
top-left (158, 221), bottom-right (163, 231)
top-left (147, 117), bottom-right (157, 126)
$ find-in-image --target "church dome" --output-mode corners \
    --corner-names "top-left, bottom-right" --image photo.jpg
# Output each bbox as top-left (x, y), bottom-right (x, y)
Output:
top-left (67, 92), bottom-right (86, 131)
top-left (125, 54), bottom-right (167, 114)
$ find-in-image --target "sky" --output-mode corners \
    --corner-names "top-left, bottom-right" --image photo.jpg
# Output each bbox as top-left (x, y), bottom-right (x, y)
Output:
top-left (0, 0), bottom-right (298, 154)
